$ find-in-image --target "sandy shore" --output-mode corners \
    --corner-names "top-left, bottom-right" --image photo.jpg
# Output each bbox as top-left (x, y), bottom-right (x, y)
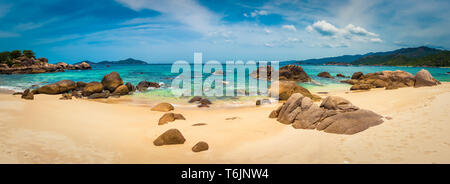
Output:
top-left (1, 83), bottom-right (450, 163)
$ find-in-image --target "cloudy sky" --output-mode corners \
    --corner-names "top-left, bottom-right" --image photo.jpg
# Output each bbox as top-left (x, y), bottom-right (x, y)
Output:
top-left (0, 0), bottom-right (449, 63)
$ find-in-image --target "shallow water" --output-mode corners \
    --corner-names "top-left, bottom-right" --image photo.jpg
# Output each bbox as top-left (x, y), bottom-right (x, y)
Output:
top-left (0, 64), bottom-right (449, 104)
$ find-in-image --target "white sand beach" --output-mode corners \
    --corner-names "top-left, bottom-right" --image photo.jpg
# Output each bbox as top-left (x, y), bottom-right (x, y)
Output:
top-left (1, 83), bottom-right (450, 164)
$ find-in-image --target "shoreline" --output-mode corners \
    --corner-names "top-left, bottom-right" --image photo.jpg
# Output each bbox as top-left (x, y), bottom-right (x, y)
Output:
top-left (1, 83), bottom-right (449, 163)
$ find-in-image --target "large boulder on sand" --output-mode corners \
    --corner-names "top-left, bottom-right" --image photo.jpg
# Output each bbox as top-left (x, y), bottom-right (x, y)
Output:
top-left (271, 93), bottom-right (383, 135)
top-left (414, 69), bottom-right (440, 87)
top-left (101, 72), bottom-right (123, 92)
top-left (316, 109), bottom-right (383, 134)
top-left (153, 129), bottom-right (186, 146)
top-left (112, 85), bottom-right (129, 96)
top-left (82, 82), bottom-right (103, 96)
top-left (151, 103), bottom-right (174, 112)
top-left (192, 141), bottom-right (209, 152)
top-left (268, 81), bottom-right (321, 101)
top-left (320, 96), bottom-right (359, 112)
top-left (36, 80), bottom-right (76, 94)
top-left (158, 113), bottom-right (186, 125)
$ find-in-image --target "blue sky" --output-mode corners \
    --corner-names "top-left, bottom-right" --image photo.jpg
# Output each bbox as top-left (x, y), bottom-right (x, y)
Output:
top-left (0, 0), bottom-right (449, 64)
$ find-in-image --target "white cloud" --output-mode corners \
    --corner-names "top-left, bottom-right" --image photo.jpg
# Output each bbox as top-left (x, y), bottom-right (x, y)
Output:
top-left (306, 20), bottom-right (380, 43)
top-left (345, 24), bottom-right (378, 37)
top-left (306, 20), bottom-right (340, 36)
top-left (282, 25), bottom-right (297, 31)
top-left (369, 38), bottom-right (383, 43)
top-left (247, 10), bottom-right (269, 17)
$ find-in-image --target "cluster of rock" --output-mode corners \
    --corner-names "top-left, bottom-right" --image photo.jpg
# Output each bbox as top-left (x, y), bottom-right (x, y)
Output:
top-left (270, 93), bottom-right (384, 134)
top-left (0, 56), bottom-right (91, 74)
top-left (341, 69), bottom-right (440, 90)
top-left (153, 129), bottom-right (209, 152)
top-left (18, 72), bottom-right (160, 100)
top-left (188, 96), bottom-right (212, 108)
top-left (150, 102), bottom-right (186, 125)
top-left (251, 65), bottom-right (311, 82)
top-left (150, 103), bottom-right (209, 152)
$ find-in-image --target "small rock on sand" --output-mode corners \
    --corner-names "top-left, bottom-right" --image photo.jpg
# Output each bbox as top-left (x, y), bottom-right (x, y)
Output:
top-left (153, 129), bottom-right (186, 146)
top-left (151, 103), bottom-right (174, 112)
top-left (192, 141), bottom-right (209, 152)
top-left (158, 113), bottom-right (186, 125)
top-left (192, 123), bottom-right (207, 126)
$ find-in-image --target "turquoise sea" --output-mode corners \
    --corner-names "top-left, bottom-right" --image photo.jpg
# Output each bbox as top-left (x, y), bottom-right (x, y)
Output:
top-left (1, 64), bottom-right (449, 103)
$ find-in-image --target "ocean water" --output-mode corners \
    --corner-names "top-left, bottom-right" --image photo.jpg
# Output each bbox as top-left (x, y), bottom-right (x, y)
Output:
top-left (1, 64), bottom-right (449, 104)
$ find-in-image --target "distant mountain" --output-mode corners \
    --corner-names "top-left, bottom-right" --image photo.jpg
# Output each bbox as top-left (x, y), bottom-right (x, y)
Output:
top-left (75, 58), bottom-right (149, 65)
top-left (283, 46), bottom-right (449, 67)
top-left (284, 54), bottom-right (367, 65)
top-left (352, 46), bottom-right (446, 66)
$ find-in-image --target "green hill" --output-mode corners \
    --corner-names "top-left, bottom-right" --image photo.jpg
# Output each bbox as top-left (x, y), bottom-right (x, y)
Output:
top-left (352, 47), bottom-right (450, 67)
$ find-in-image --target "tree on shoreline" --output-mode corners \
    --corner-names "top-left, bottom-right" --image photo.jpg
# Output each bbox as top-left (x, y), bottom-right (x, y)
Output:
top-left (23, 50), bottom-right (35, 58)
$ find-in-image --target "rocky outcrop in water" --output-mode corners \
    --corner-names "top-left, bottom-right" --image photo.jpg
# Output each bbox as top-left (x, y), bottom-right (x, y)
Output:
top-left (270, 93), bottom-right (383, 134)
top-left (336, 73), bottom-right (348, 78)
top-left (0, 53), bottom-right (91, 74)
top-left (278, 65), bottom-right (311, 82)
top-left (251, 65), bottom-right (311, 82)
top-left (318, 72), bottom-right (333, 79)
